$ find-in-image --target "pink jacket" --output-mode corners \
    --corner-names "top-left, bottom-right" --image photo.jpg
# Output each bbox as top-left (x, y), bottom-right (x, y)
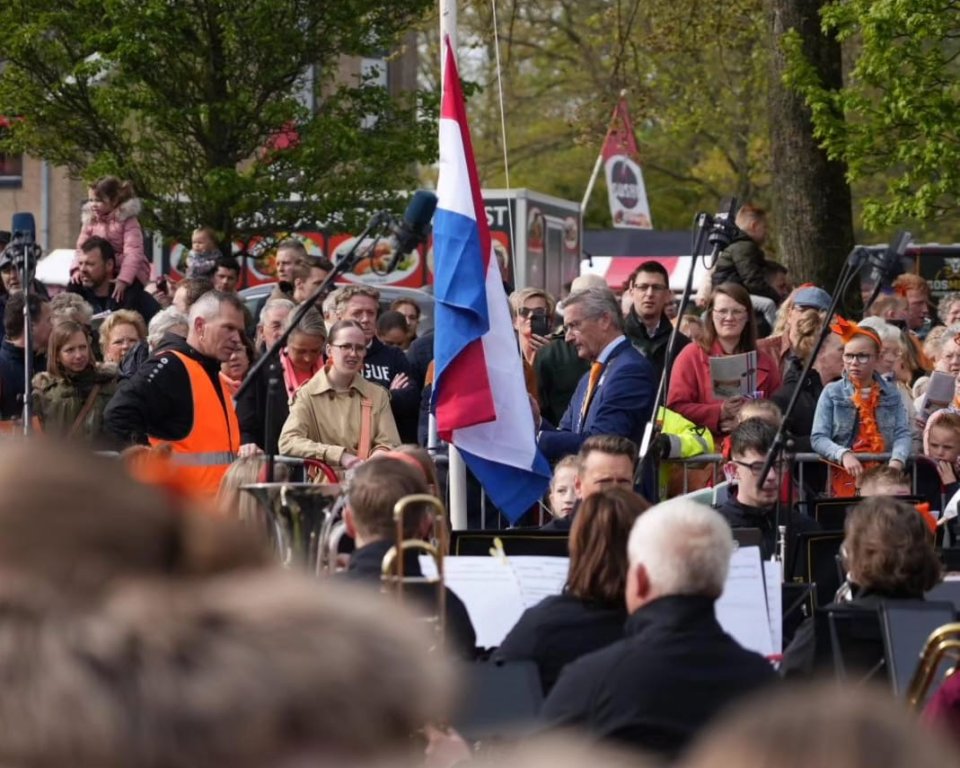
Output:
top-left (667, 340), bottom-right (782, 436)
top-left (73, 198), bottom-right (151, 286)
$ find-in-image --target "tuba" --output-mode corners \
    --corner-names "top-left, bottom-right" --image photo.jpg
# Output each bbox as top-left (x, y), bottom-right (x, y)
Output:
top-left (906, 622), bottom-right (960, 708)
top-left (240, 482), bottom-right (341, 570)
top-left (381, 493), bottom-right (448, 645)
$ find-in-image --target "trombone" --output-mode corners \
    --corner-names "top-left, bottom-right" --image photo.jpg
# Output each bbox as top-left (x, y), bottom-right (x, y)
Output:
top-left (906, 622), bottom-right (960, 708)
top-left (381, 493), bottom-right (448, 646)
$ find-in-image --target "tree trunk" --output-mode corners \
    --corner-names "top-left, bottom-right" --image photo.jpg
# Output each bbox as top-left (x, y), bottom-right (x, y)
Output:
top-left (767, 0), bottom-right (854, 289)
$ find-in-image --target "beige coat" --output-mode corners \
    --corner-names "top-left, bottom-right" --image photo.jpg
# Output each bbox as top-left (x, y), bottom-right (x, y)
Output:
top-left (278, 369), bottom-right (400, 466)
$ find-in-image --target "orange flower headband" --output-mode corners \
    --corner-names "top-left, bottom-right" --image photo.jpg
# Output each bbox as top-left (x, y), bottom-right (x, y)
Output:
top-left (830, 317), bottom-right (881, 348)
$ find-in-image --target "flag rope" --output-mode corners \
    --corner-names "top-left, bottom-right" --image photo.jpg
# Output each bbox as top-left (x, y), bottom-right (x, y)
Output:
top-left (489, 0), bottom-right (516, 271)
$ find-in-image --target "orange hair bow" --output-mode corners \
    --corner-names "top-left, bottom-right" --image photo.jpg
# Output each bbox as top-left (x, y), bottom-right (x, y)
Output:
top-left (830, 317), bottom-right (881, 348)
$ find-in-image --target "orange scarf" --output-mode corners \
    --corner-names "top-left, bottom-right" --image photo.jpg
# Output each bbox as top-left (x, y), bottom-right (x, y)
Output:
top-left (831, 382), bottom-right (884, 497)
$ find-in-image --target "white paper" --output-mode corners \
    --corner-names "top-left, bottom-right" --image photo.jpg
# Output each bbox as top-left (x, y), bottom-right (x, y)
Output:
top-left (715, 546), bottom-right (774, 657)
top-left (421, 555), bottom-right (570, 648)
top-left (709, 351), bottom-right (758, 400)
top-left (763, 560), bottom-right (783, 654)
top-left (511, 557), bottom-right (570, 608)
top-left (919, 371), bottom-right (956, 421)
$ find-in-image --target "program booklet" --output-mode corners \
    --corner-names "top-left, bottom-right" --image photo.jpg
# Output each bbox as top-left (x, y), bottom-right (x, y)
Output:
top-left (709, 351), bottom-right (758, 400)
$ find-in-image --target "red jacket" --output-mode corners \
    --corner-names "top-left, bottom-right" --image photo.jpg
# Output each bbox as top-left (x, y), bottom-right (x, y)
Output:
top-left (666, 340), bottom-right (782, 436)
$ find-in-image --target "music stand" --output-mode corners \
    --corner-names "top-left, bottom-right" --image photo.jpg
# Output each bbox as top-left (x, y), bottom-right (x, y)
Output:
top-left (880, 600), bottom-right (957, 698)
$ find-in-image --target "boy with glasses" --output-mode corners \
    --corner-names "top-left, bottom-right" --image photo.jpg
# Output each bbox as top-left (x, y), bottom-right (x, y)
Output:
top-left (716, 418), bottom-right (819, 560)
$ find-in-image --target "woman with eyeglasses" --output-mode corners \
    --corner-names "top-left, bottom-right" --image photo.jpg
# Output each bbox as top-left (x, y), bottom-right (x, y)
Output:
top-left (667, 282), bottom-right (781, 438)
top-left (811, 318), bottom-right (911, 497)
top-left (278, 319), bottom-right (399, 475)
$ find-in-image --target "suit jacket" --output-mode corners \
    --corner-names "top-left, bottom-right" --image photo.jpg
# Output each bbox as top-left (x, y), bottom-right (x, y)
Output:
top-left (539, 338), bottom-right (656, 462)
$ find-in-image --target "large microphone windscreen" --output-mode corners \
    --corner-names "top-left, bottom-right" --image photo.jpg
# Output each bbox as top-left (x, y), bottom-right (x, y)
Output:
top-left (11, 212), bottom-right (36, 243)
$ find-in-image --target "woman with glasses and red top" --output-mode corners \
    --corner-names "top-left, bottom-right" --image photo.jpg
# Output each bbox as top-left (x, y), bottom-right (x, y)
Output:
top-left (278, 319), bottom-right (399, 476)
top-left (667, 282), bottom-right (781, 439)
top-left (811, 318), bottom-right (912, 497)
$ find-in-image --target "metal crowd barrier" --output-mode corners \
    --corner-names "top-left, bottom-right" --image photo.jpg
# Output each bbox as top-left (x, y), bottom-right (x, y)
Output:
top-left (663, 452), bottom-right (921, 501)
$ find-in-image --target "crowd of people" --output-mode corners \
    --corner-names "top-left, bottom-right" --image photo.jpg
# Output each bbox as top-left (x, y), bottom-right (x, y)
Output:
top-left (3, 185), bottom-right (960, 764)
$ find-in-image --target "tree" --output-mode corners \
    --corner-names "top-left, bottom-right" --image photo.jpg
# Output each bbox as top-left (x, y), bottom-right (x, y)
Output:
top-left (767, 0), bottom-right (853, 288)
top-left (783, 0), bottom-right (960, 230)
top-left (0, 0), bottom-right (436, 244)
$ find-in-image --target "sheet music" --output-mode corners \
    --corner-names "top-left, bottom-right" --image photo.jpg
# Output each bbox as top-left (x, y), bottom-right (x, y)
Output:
top-left (763, 560), bottom-right (783, 654)
top-left (715, 546), bottom-right (774, 657)
top-left (420, 556), bottom-right (527, 648)
top-left (511, 557), bottom-right (570, 608)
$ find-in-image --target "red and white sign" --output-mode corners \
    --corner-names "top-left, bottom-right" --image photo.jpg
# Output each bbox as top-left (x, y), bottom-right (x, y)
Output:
top-left (602, 98), bottom-right (653, 230)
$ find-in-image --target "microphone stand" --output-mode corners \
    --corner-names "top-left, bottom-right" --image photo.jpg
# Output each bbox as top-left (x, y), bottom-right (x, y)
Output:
top-left (758, 233), bottom-right (909, 572)
top-left (636, 199), bottom-right (738, 496)
top-left (234, 210), bottom-right (394, 480)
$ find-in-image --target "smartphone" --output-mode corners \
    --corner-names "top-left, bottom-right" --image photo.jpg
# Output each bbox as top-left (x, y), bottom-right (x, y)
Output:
top-left (530, 313), bottom-right (551, 337)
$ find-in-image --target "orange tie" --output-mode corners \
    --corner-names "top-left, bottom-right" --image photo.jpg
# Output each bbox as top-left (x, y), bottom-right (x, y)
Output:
top-left (578, 362), bottom-right (604, 429)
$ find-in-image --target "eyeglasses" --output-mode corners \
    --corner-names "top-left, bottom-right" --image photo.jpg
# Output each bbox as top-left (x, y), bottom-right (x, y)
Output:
top-left (329, 343), bottom-right (366, 354)
top-left (518, 306), bottom-right (547, 318)
top-left (632, 283), bottom-right (668, 294)
top-left (732, 459), bottom-right (788, 476)
top-left (712, 308), bottom-right (748, 319)
top-left (842, 352), bottom-right (874, 363)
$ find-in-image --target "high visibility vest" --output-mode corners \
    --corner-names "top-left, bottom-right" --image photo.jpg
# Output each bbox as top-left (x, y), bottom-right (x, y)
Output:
top-left (148, 351), bottom-right (240, 498)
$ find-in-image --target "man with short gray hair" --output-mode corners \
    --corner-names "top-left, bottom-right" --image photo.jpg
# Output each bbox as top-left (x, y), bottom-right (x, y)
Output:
top-left (535, 286), bottom-right (656, 465)
top-left (104, 290), bottom-right (252, 496)
top-left (541, 498), bottom-right (776, 757)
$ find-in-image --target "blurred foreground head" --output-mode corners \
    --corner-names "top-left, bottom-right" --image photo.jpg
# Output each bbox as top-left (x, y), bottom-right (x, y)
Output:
top-left (0, 440), bottom-right (268, 604)
top-left (0, 571), bottom-right (453, 768)
top-left (681, 682), bottom-right (956, 768)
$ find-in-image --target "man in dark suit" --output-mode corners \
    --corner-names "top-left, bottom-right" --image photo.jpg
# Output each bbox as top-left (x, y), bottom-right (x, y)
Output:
top-left (541, 498), bottom-right (776, 758)
top-left (536, 286), bottom-right (656, 463)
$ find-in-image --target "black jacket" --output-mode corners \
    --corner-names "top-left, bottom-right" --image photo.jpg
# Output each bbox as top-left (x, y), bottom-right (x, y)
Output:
top-left (496, 593), bottom-right (626, 695)
top-left (715, 495), bottom-right (820, 561)
top-left (406, 330), bottom-right (434, 391)
top-left (67, 279), bottom-right (161, 324)
top-left (364, 336), bottom-right (420, 443)
top-left (624, 310), bottom-right (690, 381)
top-left (712, 233), bottom-right (781, 303)
top-left (344, 539), bottom-right (477, 659)
top-left (103, 337), bottom-right (231, 447)
top-left (236, 350), bottom-right (289, 455)
top-left (541, 595), bottom-right (776, 758)
top-left (0, 340), bottom-right (43, 420)
top-left (772, 355), bottom-right (825, 453)
top-left (533, 336), bottom-right (591, 426)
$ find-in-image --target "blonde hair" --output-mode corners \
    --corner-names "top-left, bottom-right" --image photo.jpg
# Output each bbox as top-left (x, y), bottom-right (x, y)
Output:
top-left (99, 309), bottom-right (147, 358)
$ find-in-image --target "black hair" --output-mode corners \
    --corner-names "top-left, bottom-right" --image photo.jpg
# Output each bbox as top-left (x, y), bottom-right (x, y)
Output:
top-left (80, 236), bottom-right (116, 265)
top-left (214, 255), bottom-right (241, 275)
top-left (627, 260), bottom-right (669, 288)
top-left (730, 417), bottom-right (777, 457)
top-left (4, 293), bottom-right (46, 339)
top-left (376, 310), bottom-right (409, 336)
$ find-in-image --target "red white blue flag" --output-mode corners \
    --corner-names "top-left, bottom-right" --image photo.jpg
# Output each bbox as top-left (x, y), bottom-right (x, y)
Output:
top-left (432, 38), bottom-right (551, 523)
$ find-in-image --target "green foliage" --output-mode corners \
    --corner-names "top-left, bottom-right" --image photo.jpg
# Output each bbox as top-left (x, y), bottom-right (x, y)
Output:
top-left (448, 0), bottom-right (771, 230)
top-left (784, 0), bottom-right (960, 230)
top-left (0, 0), bottom-right (435, 242)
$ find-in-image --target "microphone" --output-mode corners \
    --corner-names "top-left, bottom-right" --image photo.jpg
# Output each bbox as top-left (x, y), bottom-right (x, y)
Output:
top-left (384, 190), bottom-right (438, 273)
top-left (11, 212), bottom-right (36, 245)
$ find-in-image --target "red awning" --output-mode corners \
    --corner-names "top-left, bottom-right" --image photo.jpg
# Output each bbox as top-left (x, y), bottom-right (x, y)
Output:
top-left (602, 256), bottom-right (684, 290)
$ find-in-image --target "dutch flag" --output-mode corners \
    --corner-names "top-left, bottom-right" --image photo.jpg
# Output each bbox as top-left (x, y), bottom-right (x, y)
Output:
top-left (432, 38), bottom-right (551, 524)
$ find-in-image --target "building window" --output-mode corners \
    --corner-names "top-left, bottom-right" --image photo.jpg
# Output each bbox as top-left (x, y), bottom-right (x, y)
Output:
top-left (0, 151), bottom-right (22, 187)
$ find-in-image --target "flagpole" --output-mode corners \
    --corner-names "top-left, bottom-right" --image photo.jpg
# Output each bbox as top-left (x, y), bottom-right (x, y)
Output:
top-left (580, 89), bottom-right (627, 214)
top-left (439, 3), bottom-right (469, 531)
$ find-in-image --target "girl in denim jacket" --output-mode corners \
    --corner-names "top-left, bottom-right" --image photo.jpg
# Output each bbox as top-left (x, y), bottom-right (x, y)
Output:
top-left (811, 318), bottom-right (912, 497)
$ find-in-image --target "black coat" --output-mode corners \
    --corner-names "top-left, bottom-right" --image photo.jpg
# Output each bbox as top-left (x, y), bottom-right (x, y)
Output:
top-left (364, 336), bottom-right (420, 444)
top-left (624, 310), bottom-right (690, 382)
top-left (715, 496), bottom-right (820, 562)
top-left (0, 340), bottom-right (43, 421)
top-left (102, 336), bottom-right (228, 447)
top-left (772, 355), bottom-right (825, 453)
top-left (495, 592), bottom-right (626, 695)
top-left (235, 350), bottom-right (289, 456)
top-left (344, 539), bottom-right (477, 659)
top-left (541, 595), bottom-right (776, 758)
top-left (67, 279), bottom-right (161, 324)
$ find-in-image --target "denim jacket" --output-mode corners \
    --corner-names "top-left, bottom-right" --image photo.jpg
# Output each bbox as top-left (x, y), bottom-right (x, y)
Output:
top-left (811, 372), bottom-right (912, 465)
